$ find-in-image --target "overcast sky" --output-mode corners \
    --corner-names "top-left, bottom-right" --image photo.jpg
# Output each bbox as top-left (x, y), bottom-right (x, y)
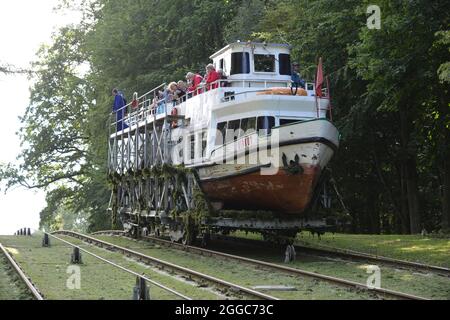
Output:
top-left (0, 0), bottom-right (81, 235)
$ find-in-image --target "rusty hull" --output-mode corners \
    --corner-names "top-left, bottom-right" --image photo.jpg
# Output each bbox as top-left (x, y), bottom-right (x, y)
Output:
top-left (200, 165), bottom-right (321, 214)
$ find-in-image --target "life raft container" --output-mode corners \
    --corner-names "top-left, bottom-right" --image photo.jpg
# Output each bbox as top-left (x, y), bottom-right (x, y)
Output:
top-left (256, 87), bottom-right (308, 96)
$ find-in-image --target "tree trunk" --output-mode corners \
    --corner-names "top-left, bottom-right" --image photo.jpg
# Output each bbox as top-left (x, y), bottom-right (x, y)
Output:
top-left (442, 160), bottom-right (450, 230)
top-left (399, 105), bottom-right (421, 234)
top-left (439, 93), bottom-right (450, 230)
top-left (400, 164), bottom-right (410, 234)
top-left (406, 157), bottom-right (421, 233)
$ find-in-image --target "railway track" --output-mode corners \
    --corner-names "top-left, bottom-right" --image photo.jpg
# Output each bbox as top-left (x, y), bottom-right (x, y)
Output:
top-left (296, 243), bottom-right (450, 277)
top-left (47, 232), bottom-right (191, 300)
top-left (0, 243), bottom-right (44, 300)
top-left (52, 231), bottom-right (279, 300)
top-left (91, 230), bottom-right (429, 300)
top-left (213, 234), bottom-right (450, 277)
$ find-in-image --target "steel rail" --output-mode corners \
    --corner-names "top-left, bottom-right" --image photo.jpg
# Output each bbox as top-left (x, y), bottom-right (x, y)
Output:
top-left (53, 231), bottom-right (278, 300)
top-left (46, 233), bottom-right (191, 300)
top-left (92, 231), bottom-right (429, 300)
top-left (91, 230), bottom-right (450, 277)
top-left (295, 243), bottom-right (450, 276)
top-left (0, 243), bottom-right (44, 300)
top-left (213, 234), bottom-right (450, 277)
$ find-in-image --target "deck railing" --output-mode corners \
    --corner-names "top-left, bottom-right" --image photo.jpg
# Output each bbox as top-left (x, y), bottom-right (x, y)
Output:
top-left (109, 78), bottom-right (330, 135)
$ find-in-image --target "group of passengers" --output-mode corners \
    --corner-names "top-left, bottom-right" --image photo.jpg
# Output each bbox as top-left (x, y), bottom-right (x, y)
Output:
top-left (113, 61), bottom-right (304, 131)
top-left (150, 64), bottom-right (228, 115)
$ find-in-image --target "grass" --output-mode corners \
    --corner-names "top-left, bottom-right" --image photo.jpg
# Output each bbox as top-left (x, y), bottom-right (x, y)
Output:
top-left (294, 232), bottom-right (450, 268)
top-left (232, 231), bottom-right (450, 268)
top-left (0, 233), bottom-right (215, 300)
top-left (91, 235), bottom-right (391, 300)
top-left (2, 233), bottom-right (378, 300)
top-left (0, 254), bottom-right (33, 300)
top-left (221, 231), bottom-right (450, 299)
top-left (2, 232), bottom-right (448, 300)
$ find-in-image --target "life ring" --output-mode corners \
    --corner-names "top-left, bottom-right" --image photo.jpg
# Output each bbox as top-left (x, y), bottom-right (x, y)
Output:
top-left (171, 107), bottom-right (178, 128)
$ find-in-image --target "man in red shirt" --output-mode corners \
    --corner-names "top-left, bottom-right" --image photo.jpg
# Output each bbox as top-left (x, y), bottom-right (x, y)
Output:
top-left (186, 72), bottom-right (203, 95)
top-left (205, 64), bottom-right (220, 90)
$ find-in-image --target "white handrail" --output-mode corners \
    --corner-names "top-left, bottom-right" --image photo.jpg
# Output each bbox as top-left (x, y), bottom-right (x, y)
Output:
top-left (110, 78), bottom-right (329, 131)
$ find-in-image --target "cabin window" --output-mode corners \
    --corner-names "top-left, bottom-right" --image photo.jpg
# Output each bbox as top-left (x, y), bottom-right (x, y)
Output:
top-left (202, 131), bottom-right (207, 156)
top-left (216, 122), bottom-right (227, 145)
top-left (254, 54), bottom-right (275, 72)
top-left (219, 58), bottom-right (224, 71)
top-left (190, 135), bottom-right (195, 160)
top-left (240, 117), bottom-right (256, 135)
top-left (231, 52), bottom-right (250, 75)
top-left (257, 116), bottom-right (275, 135)
top-left (280, 119), bottom-right (300, 126)
top-left (227, 119), bottom-right (241, 142)
top-left (279, 54), bottom-right (292, 75)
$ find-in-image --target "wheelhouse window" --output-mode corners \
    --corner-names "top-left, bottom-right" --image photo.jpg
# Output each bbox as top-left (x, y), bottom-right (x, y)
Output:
top-left (254, 54), bottom-right (275, 72)
top-left (279, 54), bottom-right (292, 75)
top-left (231, 52), bottom-right (250, 75)
top-left (257, 116), bottom-right (275, 135)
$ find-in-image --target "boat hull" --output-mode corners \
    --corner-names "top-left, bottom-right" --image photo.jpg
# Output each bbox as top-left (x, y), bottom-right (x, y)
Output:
top-left (195, 119), bottom-right (339, 215)
top-left (200, 164), bottom-right (322, 213)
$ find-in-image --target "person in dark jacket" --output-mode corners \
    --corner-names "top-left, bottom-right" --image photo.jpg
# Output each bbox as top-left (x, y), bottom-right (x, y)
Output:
top-left (291, 62), bottom-right (306, 89)
top-left (112, 88), bottom-right (128, 131)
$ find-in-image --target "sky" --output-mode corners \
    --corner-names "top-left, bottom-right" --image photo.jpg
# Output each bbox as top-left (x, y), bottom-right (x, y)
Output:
top-left (0, 0), bottom-right (81, 235)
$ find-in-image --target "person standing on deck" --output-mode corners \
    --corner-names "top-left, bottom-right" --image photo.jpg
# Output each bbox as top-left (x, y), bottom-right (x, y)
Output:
top-left (186, 72), bottom-right (203, 95)
top-left (112, 88), bottom-right (128, 131)
top-left (205, 64), bottom-right (220, 90)
top-left (291, 62), bottom-right (306, 89)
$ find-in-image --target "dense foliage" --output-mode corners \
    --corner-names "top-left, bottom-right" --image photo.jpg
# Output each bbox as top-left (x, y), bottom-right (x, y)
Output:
top-left (1, 0), bottom-right (449, 234)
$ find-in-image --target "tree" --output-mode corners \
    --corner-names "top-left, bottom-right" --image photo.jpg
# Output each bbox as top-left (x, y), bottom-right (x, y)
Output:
top-left (3, 0), bottom-right (449, 234)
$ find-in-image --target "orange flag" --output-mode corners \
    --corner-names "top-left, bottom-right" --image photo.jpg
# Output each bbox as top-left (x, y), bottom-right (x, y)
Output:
top-left (315, 57), bottom-right (324, 97)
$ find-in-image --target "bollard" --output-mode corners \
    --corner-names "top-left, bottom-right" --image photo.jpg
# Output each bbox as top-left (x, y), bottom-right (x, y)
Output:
top-left (19, 229), bottom-right (22, 236)
top-left (284, 245), bottom-right (296, 263)
top-left (70, 247), bottom-right (83, 264)
top-left (132, 276), bottom-right (150, 300)
top-left (22, 228), bottom-right (26, 236)
top-left (42, 233), bottom-right (51, 247)
top-left (27, 228), bottom-right (31, 236)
